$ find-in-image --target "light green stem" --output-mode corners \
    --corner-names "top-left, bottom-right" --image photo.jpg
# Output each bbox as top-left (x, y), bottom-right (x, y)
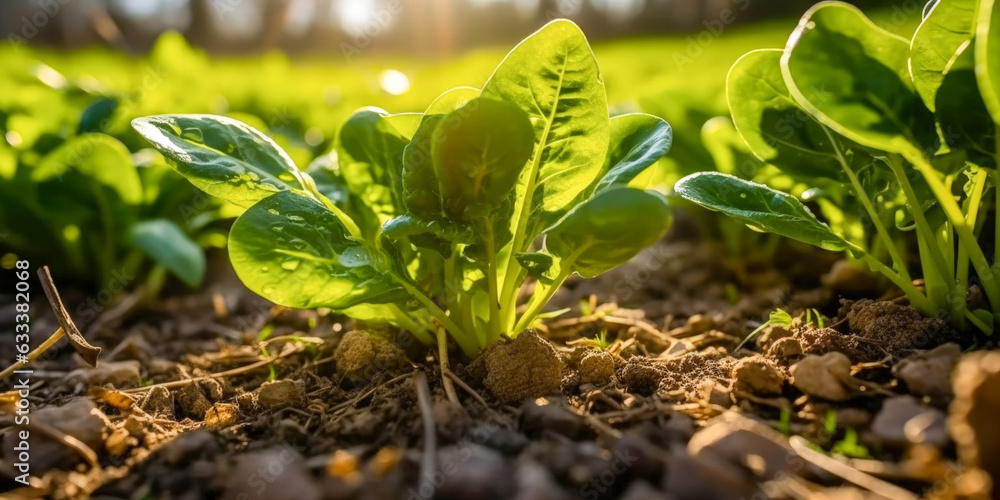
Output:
top-left (484, 224), bottom-right (502, 344)
top-left (856, 250), bottom-right (934, 315)
top-left (903, 150), bottom-right (1000, 313)
top-left (393, 277), bottom-right (478, 357)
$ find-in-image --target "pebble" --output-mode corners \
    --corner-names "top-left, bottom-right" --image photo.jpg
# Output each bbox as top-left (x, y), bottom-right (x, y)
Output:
top-left (256, 379), bottom-right (305, 410)
top-left (789, 353), bottom-right (853, 401)
top-left (893, 343), bottom-right (960, 403)
top-left (519, 397), bottom-right (584, 439)
top-left (730, 355), bottom-right (785, 396)
top-left (950, 350), bottom-right (1000, 484)
top-left (436, 444), bottom-right (514, 500)
top-left (870, 396), bottom-right (948, 447)
top-left (222, 448), bottom-right (321, 500)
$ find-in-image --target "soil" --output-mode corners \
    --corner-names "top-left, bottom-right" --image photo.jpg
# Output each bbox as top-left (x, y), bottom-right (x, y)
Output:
top-left (1, 219), bottom-right (998, 499)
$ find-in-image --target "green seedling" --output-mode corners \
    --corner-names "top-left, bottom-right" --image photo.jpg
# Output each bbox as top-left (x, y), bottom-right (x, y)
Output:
top-left (677, 0), bottom-right (1000, 335)
top-left (737, 308), bottom-right (793, 350)
top-left (133, 20), bottom-right (674, 357)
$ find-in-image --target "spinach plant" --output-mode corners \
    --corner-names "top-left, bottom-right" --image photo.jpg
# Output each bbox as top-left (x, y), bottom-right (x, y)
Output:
top-left (677, 0), bottom-right (1000, 333)
top-left (133, 20), bottom-right (674, 356)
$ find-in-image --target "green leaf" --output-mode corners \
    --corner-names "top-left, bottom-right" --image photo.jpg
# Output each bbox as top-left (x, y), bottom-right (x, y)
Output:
top-left (228, 190), bottom-right (408, 309)
top-left (402, 114), bottom-right (445, 219)
top-left (131, 114), bottom-right (307, 208)
top-left (426, 86), bottom-right (481, 115)
top-left (432, 98), bottom-right (535, 221)
top-left (590, 113), bottom-right (672, 195)
top-left (305, 153), bottom-right (381, 237)
top-left (977, 0), bottom-right (1000, 125)
top-left (935, 43), bottom-right (996, 167)
top-left (545, 188), bottom-right (671, 278)
top-left (130, 219), bottom-right (206, 288)
top-left (78, 97), bottom-right (118, 134)
top-left (383, 113), bottom-right (423, 140)
top-left (34, 134), bottom-right (142, 205)
top-left (481, 19), bottom-right (610, 235)
top-left (781, 2), bottom-right (937, 155)
top-left (674, 172), bottom-right (850, 252)
top-left (336, 107), bottom-right (409, 220)
top-left (727, 49), bottom-right (842, 180)
top-left (910, 0), bottom-right (977, 111)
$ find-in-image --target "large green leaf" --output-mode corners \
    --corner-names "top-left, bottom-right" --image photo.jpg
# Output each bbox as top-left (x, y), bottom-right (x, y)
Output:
top-left (936, 43), bottom-right (997, 167)
top-left (402, 114), bottom-right (445, 219)
top-left (727, 49), bottom-right (842, 180)
top-left (426, 86), bottom-right (481, 115)
top-left (33, 134), bottom-right (142, 204)
top-left (781, 2), bottom-right (937, 155)
top-left (131, 115), bottom-right (307, 208)
top-left (336, 108), bottom-right (409, 221)
top-left (910, 0), bottom-right (978, 111)
top-left (130, 219), bottom-right (205, 288)
top-left (590, 113), bottom-right (672, 195)
top-left (228, 190), bottom-right (408, 310)
top-left (674, 172), bottom-right (849, 252)
top-left (546, 187), bottom-right (671, 278)
top-left (432, 98), bottom-right (535, 221)
top-left (977, 0), bottom-right (1000, 124)
top-left (481, 19), bottom-right (610, 235)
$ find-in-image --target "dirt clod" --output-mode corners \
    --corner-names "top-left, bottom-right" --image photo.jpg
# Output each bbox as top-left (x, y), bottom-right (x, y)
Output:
top-left (789, 353), bottom-right (854, 402)
top-left (483, 331), bottom-right (563, 404)
top-left (893, 343), bottom-right (960, 404)
top-left (256, 379), bottom-right (305, 410)
top-left (578, 350), bottom-right (615, 385)
top-left (730, 355), bottom-right (784, 396)
top-left (334, 330), bottom-right (410, 381)
top-left (222, 448), bottom-right (321, 500)
top-left (177, 383), bottom-right (213, 419)
top-left (847, 299), bottom-right (954, 360)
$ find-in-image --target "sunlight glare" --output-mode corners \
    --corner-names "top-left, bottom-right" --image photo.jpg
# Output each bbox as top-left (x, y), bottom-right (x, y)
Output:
top-left (379, 70), bottom-right (411, 95)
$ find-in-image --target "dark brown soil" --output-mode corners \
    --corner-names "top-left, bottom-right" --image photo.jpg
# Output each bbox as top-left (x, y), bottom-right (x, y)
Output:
top-left (0, 233), bottom-right (996, 499)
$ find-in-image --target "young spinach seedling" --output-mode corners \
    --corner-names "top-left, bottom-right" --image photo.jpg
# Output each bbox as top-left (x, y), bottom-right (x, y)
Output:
top-left (133, 20), bottom-right (674, 357)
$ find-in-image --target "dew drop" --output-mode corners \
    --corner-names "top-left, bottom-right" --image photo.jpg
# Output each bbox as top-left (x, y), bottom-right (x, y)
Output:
top-left (261, 266), bottom-right (269, 272)
top-left (287, 215), bottom-right (305, 222)
top-left (281, 259), bottom-right (301, 271)
top-left (268, 208), bottom-right (280, 215)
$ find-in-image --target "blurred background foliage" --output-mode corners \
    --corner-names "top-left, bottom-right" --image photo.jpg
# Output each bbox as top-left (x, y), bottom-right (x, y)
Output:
top-left (0, 0), bottom-right (920, 292)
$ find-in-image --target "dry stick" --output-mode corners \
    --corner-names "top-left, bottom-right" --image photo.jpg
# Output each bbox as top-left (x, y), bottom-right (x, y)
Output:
top-left (436, 327), bottom-right (460, 405)
top-left (37, 266), bottom-right (101, 366)
top-left (0, 328), bottom-right (65, 382)
top-left (788, 436), bottom-right (918, 500)
top-left (414, 372), bottom-right (437, 500)
top-left (328, 372), bottom-right (414, 413)
top-left (121, 350), bottom-right (298, 394)
top-left (0, 267), bottom-right (102, 382)
top-left (443, 368), bottom-right (488, 407)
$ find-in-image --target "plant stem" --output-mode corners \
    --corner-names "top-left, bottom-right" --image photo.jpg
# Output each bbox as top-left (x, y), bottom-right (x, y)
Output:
top-left (394, 277), bottom-right (478, 357)
top-left (436, 326), bottom-right (460, 404)
top-left (389, 305), bottom-right (435, 345)
top-left (512, 244), bottom-right (588, 334)
top-left (856, 251), bottom-right (935, 314)
top-left (829, 134), bottom-right (910, 281)
top-left (885, 156), bottom-right (956, 298)
top-left (957, 168), bottom-right (988, 305)
top-left (904, 150), bottom-right (1000, 313)
top-left (483, 223), bottom-right (502, 344)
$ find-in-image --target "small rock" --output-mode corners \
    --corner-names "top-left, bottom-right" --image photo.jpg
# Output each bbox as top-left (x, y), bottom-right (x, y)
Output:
top-left (893, 343), bottom-right (960, 402)
top-left (688, 412), bottom-right (796, 480)
top-left (1, 399), bottom-right (107, 472)
top-left (870, 396), bottom-right (948, 447)
top-left (662, 453), bottom-right (759, 500)
top-left (512, 460), bottom-right (572, 500)
top-left (697, 379), bottom-right (733, 408)
top-left (950, 351), bottom-right (1000, 484)
top-left (223, 448), bottom-right (320, 500)
top-left (162, 429), bottom-right (219, 465)
top-left (436, 445), bottom-right (514, 500)
top-left (731, 355), bottom-right (785, 396)
top-left (579, 350), bottom-right (615, 385)
top-left (766, 337), bottom-right (803, 364)
top-left (483, 331), bottom-right (563, 404)
top-left (754, 324), bottom-right (793, 352)
top-left (789, 353), bottom-right (854, 401)
top-left (256, 379), bottom-right (305, 410)
top-left (519, 397), bottom-right (584, 439)
top-left (68, 360), bottom-right (141, 387)
top-left (334, 330), bottom-right (409, 381)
